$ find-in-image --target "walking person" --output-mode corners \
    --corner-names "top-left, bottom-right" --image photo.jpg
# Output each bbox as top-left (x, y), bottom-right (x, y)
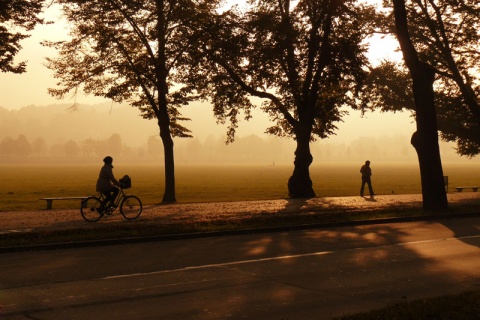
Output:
top-left (360, 160), bottom-right (375, 197)
top-left (96, 156), bottom-right (121, 210)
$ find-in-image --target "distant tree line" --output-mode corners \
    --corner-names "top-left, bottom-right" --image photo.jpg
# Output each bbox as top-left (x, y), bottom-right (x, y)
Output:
top-left (0, 131), bottom-right (465, 164)
top-left (0, 133), bottom-right (137, 162)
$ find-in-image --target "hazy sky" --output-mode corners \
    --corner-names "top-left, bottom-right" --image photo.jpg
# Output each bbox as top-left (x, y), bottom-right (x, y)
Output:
top-left (0, 2), bottom-right (415, 144)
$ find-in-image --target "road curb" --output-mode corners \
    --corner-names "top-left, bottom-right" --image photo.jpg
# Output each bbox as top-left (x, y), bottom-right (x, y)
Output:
top-left (1, 211), bottom-right (479, 253)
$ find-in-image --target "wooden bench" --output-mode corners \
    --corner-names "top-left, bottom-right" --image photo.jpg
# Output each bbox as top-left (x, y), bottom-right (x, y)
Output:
top-left (455, 186), bottom-right (479, 192)
top-left (40, 197), bottom-right (87, 210)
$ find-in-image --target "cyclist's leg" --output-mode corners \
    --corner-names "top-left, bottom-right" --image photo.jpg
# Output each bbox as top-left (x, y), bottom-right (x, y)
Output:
top-left (110, 187), bottom-right (120, 206)
top-left (101, 190), bottom-right (113, 207)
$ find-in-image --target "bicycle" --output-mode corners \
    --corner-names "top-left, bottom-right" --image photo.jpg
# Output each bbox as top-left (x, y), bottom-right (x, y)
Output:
top-left (80, 187), bottom-right (142, 222)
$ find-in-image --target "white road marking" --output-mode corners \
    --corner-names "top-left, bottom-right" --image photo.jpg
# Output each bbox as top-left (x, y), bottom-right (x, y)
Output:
top-left (104, 234), bottom-right (480, 280)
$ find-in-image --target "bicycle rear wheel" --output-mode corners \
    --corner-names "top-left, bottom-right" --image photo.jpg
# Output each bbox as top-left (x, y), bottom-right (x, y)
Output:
top-left (120, 195), bottom-right (142, 220)
top-left (80, 196), bottom-right (103, 222)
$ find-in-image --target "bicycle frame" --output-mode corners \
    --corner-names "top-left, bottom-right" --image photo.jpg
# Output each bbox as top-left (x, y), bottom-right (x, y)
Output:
top-left (98, 187), bottom-right (127, 208)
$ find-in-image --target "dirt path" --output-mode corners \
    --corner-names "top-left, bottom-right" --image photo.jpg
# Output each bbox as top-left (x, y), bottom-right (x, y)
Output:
top-left (1, 193), bottom-right (479, 235)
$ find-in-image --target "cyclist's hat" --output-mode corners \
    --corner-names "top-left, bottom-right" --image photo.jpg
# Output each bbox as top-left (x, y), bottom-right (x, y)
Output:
top-left (103, 156), bottom-right (113, 164)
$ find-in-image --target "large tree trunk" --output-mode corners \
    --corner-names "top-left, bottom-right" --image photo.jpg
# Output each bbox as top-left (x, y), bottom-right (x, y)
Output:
top-left (288, 128), bottom-right (316, 198)
top-left (393, 0), bottom-right (447, 211)
top-left (158, 116), bottom-right (176, 203)
top-left (409, 65), bottom-right (448, 211)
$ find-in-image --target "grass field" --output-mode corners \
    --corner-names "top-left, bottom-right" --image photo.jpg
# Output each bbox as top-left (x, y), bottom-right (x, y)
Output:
top-left (1, 163), bottom-right (479, 211)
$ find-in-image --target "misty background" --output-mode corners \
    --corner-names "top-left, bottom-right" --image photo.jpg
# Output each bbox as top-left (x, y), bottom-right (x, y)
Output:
top-left (0, 102), bottom-right (475, 165)
top-left (5, 3), bottom-right (474, 167)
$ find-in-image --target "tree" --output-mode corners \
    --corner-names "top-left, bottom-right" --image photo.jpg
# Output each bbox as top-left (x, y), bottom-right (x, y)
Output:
top-left (191, 0), bottom-right (379, 197)
top-left (391, 0), bottom-right (448, 211)
top-left (64, 139), bottom-right (80, 157)
top-left (80, 138), bottom-right (98, 157)
top-left (0, 136), bottom-right (15, 158)
top-left (395, 0), bottom-right (480, 157)
top-left (45, 0), bottom-right (220, 203)
top-left (0, 0), bottom-right (44, 73)
top-left (370, 0), bottom-right (479, 209)
top-left (106, 133), bottom-right (123, 157)
top-left (15, 134), bottom-right (31, 158)
top-left (31, 137), bottom-right (47, 157)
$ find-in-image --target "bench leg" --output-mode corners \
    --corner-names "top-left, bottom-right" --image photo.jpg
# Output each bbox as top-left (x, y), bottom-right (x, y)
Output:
top-left (46, 199), bottom-right (53, 210)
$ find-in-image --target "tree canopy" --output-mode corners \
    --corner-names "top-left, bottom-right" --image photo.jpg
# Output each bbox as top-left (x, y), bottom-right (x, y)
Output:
top-left (0, 0), bottom-right (44, 73)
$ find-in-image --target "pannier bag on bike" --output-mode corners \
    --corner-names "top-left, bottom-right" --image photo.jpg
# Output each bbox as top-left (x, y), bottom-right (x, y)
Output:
top-left (119, 175), bottom-right (131, 189)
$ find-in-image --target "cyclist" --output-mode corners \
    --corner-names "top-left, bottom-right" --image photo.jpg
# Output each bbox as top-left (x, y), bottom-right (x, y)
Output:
top-left (96, 156), bottom-right (122, 210)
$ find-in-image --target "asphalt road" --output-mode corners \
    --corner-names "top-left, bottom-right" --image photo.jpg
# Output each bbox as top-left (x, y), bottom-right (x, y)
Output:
top-left (1, 216), bottom-right (479, 319)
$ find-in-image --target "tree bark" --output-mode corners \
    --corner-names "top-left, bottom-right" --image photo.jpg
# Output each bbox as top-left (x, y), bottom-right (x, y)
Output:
top-left (392, 0), bottom-right (447, 211)
top-left (288, 127), bottom-right (316, 198)
top-left (158, 117), bottom-right (176, 203)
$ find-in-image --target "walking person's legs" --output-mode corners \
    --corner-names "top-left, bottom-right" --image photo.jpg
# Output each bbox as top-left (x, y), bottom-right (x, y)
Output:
top-left (366, 178), bottom-right (374, 196)
top-left (360, 178), bottom-right (366, 197)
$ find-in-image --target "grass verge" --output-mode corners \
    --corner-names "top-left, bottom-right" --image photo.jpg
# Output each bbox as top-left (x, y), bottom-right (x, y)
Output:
top-left (335, 289), bottom-right (480, 320)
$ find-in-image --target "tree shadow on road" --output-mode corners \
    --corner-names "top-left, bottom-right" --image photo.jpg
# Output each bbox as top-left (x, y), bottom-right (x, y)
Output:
top-left (440, 216), bottom-right (480, 249)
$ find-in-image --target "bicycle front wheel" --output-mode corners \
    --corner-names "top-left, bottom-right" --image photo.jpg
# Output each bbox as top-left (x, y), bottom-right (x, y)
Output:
top-left (80, 196), bottom-right (103, 222)
top-left (120, 195), bottom-right (142, 220)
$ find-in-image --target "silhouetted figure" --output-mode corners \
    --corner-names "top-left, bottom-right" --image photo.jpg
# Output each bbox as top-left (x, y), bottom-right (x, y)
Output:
top-left (96, 156), bottom-right (121, 209)
top-left (360, 160), bottom-right (375, 197)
